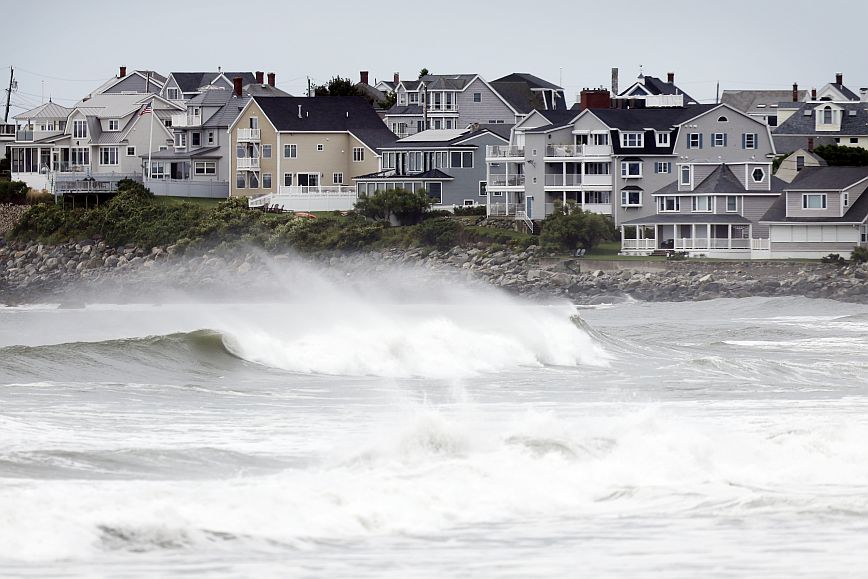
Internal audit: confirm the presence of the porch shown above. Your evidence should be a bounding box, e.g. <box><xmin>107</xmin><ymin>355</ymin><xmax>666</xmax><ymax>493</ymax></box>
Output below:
<box><xmin>620</xmin><ymin>215</ymin><xmax>762</xmax><ymax>256</ymax></box>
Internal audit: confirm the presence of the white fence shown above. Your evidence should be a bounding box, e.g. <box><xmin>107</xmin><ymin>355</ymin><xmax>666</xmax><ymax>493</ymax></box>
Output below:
<box><xmin>144</xmin><ymin>179</ymin><xmax>229</xmax><ymax>198</ymax></box>
<box><xmin>250</xmin><ymin>188</ymin><xmax>358</xmax><ymax>211</ymax></box>
<box><xmin>621</xmin><ymin>239</ymin><xmax>657</xmax><ymax>250</ymax></box>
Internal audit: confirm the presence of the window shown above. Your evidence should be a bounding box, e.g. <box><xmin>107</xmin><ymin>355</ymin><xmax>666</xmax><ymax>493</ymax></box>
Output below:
<box><xmin>742</xmin><ymin>133</ymin><xmax>757</xmax><ymax>149</ymax></box>
<box><xmin>194</xmin><ymin>161</ymin><xmax>216</xmax><ymax>175</ymax></box>
<box><xmin>167</xmin><ymin>88</ymin><xmax>180</xmax><ymax>100</ymax></box>
<box><xmin>492</xmin><ymin>191</ymin><xmax>503</xmax><ymax>197</ymax></box>
<box><xmin>107</xmin><ymin>119</ymin><xmax>119</xmax><ymax>132</ymax></box>
<box><xmin>236</xmin><ymin>172</ymin><xmax>246</xmax><ymax>189</ymax></box>
<box><xmin>660</xmin><ymin>196</ymin><xmax>680</xmax><ymax>212</ymax></box>
<box><xmin>463</xmin><ymin>199</ymin><xmax>474</xmax><ymax>206</ymax></box>
<box><xmin>73</xmin><ymin>120</ymin><xmax>87</xmax><ymax>139</ymax></box>
<box><xmin>408</xmin><ymin>93</ymin><xmax>418</xmax><ymax>104</ymax></box>
<box><xmin>126</xmin><ymin>146</ymin><xmax>136</xmax><ymax>157</ymax></box>
<box><xmin>585</xmin><ymin>162</ymin><xmax>610</xmax><ymax>175</ymax></box>
<box><xmin>621</xmin><ymin>189</ymin><xmax>642</xmax><ymax>207</ymax></box>
<box><xmin>687</xmin><ymin>133</ymin><xmax>702</xmax><ymax>149</ymax></box>
<box><xmin>236</xmin><ymin>144</ymin><xmax>246</xmax><ymax>158</ymax></box>
<box><xmin>191</xmin><ymin>132</ymin><xmax>201</xmax><ymax>146</ymax></box>
<box><xmin>249</xmin><ymin>117</ymin><xmax>259</xmax><ymax>129</ymax></box>
<box><xmin>262</xmin><ymin>144</ymin><xmax>272</xmax><ymax>159</ymax></box>
<box><xmin>726</xmin><ymin>196</ymin><xmax>738</xmax><ymax>212</ymax></box>
<box><xmin>802</xmin><ymin>194</ymin><xmax>827</xmax><ymax>209</ymax></box>
<box><xmin>621</xmin><ymin>132</ymin><xmax>644</xmax><ymax>147</ymax></box>
<box><xmin>333</xmin><ymin>172</ymin><xmax>343</xmax><ymax>184</ymax></box>
<box><xmin>164</xmin><ymin>120</ymin><xmax>172</xmax><ymax>128</ymax></box>
<box><xmin>150</xmin><ymin>162</ymin><xmax>166</xmax><ymax>179</ymax></box>
<box><xmin>822</xmin><ymin>107</ymin><xmax>833</xmax><ymax>124</ymax></box>
<box><xmin>593</xmin><ymin>133</ymin><xmax>609</xmax><ymax>146</ymax></box>
<box><xmin>620</xmin><ymin>161</ymin><xmax>641</xmax><ymax>178</ymax></box>
<box><xmin>284</xmin><ymin>144</ymin><xmax>297</xmax><ymax>158</ymax></box>
<box><xmin>656</xmin><ymin>132</ymin><xmax>669</xmax><ymax>147</ymax></box>
<box><xmin>71</xmin><ymin>147</ymin><xmax>89</xmax><ymax>166</ymax></box>
<box><xmin>712</xmin><ymin>133</ymin><xmax>727</xmax><ymax>147</ymax></box>
<box><xmin>353</xmin><ymin>147</ymin><xmax>365</xmax><ymax>162</ymax></box>
<box><xmin>655</xmin><ymin>162</ymin><xmax>671</xmax><ymax>174</ymax></box>
<box><xmin>473</xmin><ymin>92</ymin><xmax>481</xmax><ymax>102</ymax></box>
<box><xmin>479</xmin><ymin>181</ymin><xmax>487</xmax><ymax>196</ymax></box>
<box><xmin>263</xmin><ymin>173</ymin><xmax>272</xmax><ymax>189</ymax></box>
<box><xmin>680</xmin><ymin>165</ymin><xmax>692</xmax><ymax>186</ymax></box>
<box><xmin>692</xmin><ymin>196</ymin><xmax>712</xmax><ymax>212</ymax></box>
<box><xmin>796</xmin><ymin>156</ymin><xmax>805</xmax><ymax>171</ymax></box>
<box><xmin>99</xmin><ymin>146</ymin><xmax>119</xmax><ymax>166</ymax></box>
<box><xmin>208</xmin><ymin>131</ymin><xmax>215</xmax><ymax>144</ymax></box>
<box><xmin>426</xmin><ymin>182</ymin><xmax>443</xmax><ymax>203</ymax></box>
<box><xmin>751</xmin><ymin>167</ymin><xmax>765</xmax><ymax>182</ymax></box>
<box><xmin>844</xmin><ymin>192</ymin><xmax>849</xmax><ymax>207</ymax></box>
<box><xmin>450</xmin><ymin>151</ymin><xmax>473</xmax><ymax>168</ymax></box>
<box><xmin>174</xmin><ymin>132</ymin><xmax>186</xmax><ymax>148</ymax></box>
<box><xmin>317</xmin><ymin>143</ymin><xmax>324</xmax><ymax>151</ymax></box>
<box><xmin>249</xmin><ymin>172</ymin><xmax>259</xmax><ymax>188</ymax></box>
<box><xmin>283</xmin><ymin>173</ymin><xmax>293</xmax><ymax>187</ymax></box>
<box><xmin>851</xmin><ymin>138</ymin><xmax>859</xmax><ymax>144</ymax></box>
<box><xmin>717</xmin><ymin>116</ymin><xmax>729</xmax><ymax>122</ymax></box>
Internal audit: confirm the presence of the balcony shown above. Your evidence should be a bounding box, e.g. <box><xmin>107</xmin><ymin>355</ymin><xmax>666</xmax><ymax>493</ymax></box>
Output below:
<box><xmin>488</xmin><ymin>174</ymin><xmax>525</xmax><ymax>187</ymax></box>
<box><xmin>545</xmin><ymin>144</ymin><xmax>612</xmax><ymax>158</ymax></box>
<box><xmin>426</xmin><ymin>103</ymin><xmax>459</xmax><ymax>113</ymax></box>
<box><xmin>237</xmin><ymin>128</ymin><xmax>261</xmax><ymax>142</ymax></box>
<box><xmin>486</xmin><ymin>145</ymin><xmax>525</xmax><ymax>160</ymax></box>
<box><xmin>16</xmin><ymin>130</ymin><xmax>34</xmax><ymax>141</ymax></box>
<box><xmin>0</xmin><ymin>124</ymin><xmax>15</xmax><ymax>138</ymax></box>
<box><xmin>171</xmin><ymin>113</ymin><xmax>201</xmax><ymax>128</ymax></box>
<box><xmin>237</xmin><ymin>157</ymin><xmax>260</xmax><ymax>170</ymax></box>
<box><xmin>582</xmin><ymin>174</ymin><xmax>613</xmax><ymax>187</ymax></box>
<box><xmin>544</xmin><ymin>174</ymin><xmax>582</xmax><ymax>187</ymax></box>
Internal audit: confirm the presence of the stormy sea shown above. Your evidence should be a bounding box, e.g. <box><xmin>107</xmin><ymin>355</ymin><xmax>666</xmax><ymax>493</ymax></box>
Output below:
<box><xmin>2</xmin><ymin>260</ymin><xmax>868</xmax><ymax>578</ymax></box>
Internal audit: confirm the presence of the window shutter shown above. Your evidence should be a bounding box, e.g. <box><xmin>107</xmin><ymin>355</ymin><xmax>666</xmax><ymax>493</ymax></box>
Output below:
<box><xmin>741</xmin><ymin>134</ymin><xmax>746</xmax><ymax>149</ymax></box>
<box><xmin>723</xmin><ymin>133</ymin><xmax>728</xmax><ymax>147</ymax></box>
<box><xmin>699</xmin><ymin>134</ymin><xmax>703</xmax><ymax>149</ymax></box>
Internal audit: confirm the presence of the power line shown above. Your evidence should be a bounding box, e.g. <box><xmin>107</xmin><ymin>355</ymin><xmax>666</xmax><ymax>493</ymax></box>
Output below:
<box><xmin>12</xmin><ymin>66</ymin><xmax>111</xmax><ymax>83</ymax></box>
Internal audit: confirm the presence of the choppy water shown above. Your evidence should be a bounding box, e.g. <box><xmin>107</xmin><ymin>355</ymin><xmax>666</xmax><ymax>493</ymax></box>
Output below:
<box><xmin>2</xmin><ymin>265</ymin><xmax>868</xmax><ymax>578</ymax></box>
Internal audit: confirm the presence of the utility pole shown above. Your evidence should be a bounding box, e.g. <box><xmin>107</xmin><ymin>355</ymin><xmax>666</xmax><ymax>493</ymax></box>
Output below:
<box><xmin>4</xmin><ymin>67</ymin><xmax>13</xmax><ymax>122</ymax></box>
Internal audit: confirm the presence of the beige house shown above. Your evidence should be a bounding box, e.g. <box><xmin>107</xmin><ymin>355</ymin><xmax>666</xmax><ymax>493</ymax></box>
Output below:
<box><xmin>228</xmin><ymin>96</ymin><xmax>395</xmax><ymax>203</ymax></box>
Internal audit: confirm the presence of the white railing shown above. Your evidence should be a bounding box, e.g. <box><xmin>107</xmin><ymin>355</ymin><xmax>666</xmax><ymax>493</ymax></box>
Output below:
<box><xmin>248</xmin><ymin>193</ymin><xmax>274</xmax><ymax>208</ymax></box>
<box><xmin>278</xmin><ymin>185</ymin><xmax>356</xmax><ymax>195</ymax></box>
<box><xmin>486</xmin><ymin>145</ymin><xmax>525</xmax><ymax>159</ymax></box>
<box><xmin>622</xmin><ymin>239</ymin><xmax>657</xmax><ymax>250</ymax></box>
<box><xmin>545</xmin><ymin>144</ymin><xmax>612</xmax><ymax>158</ymax></box>
<box><xmin>426</xmin><ymin>104</ymin><xmax>459</xmax><ymax>112</ymax></box>
<box><xmin>544</xmin><ymin>174</ymin><xmax>582</xmax><ymax>187</ymax></box>
<box><xmin>171</xmin><ymin>113</ymin><xmax>201</xmax><ymax>127</ymax></box>
<box><xmin>237</xmin><ymin>128</ymin><xmax>261</xmax><ymax>141</ymax></box>
<box><xmin>488</xmin><ymin>174</ymin><xmax>525</xmax><ymax>187</ymax></box>
<box><xmin>751</xmin><ymin>238</ymin><xmax>770</xmax><ymax>250</ymax></box>
<box><xmin>237</xmin><ymin>157</ymin><xmax>260</xmax><ymax>170</ymax></box>
<box><xmin>488</xmin><ymin>202</ymin><xmax>520</xmax><ymax>216</ymax></box>
<box><xmin>582</xmin><ymin>174</ymin><xmax>612</xmax><ymax>187</ymax></box>
<box><xmin>675</xmin><ymin>238</ymin><xmax>751</xmax><ymax>250</ymax></box>
<box><xmin>515</xmin><ymin>209</ymin><xmax>534</xmax><ymax>233</ymax></box>
<box><xmin>582</xmin><ymin>203</ymin><xmax>612</xmax><ymax>215</ymax></box>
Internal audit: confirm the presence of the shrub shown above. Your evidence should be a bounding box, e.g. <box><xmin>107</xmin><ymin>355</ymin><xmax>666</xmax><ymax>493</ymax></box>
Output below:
<box><xmin>539</xmin><ymin>209</ymin><xmax>615</xmax><ymax>253</ymax></box>
<box><xmin>452</xmin><ymin>205</ymin><xmax>486</xmax><ymax>216</ymax></box>
<box><xmin>0</xmin><ymin>180</ymin><xmax>29</xmax><ymax>204</ymax></box>
<box><xmin>821</xmin><ymin>253</ymin><xmax>847</xmax><ymax>265</ymax></box>
<box><xmin>354</xmin><ymin>187</ymin><xmax>432</xmax><ymax>224</ymax></box>
<box><xmin>851</xmin><ymin>246</ymin><xmax>868</xmax><ymax>264</ymax></box>
<box><xmin>415</xmin><ymin>217</ymin><xmax>463</xmax><ymax>249</ymax></box>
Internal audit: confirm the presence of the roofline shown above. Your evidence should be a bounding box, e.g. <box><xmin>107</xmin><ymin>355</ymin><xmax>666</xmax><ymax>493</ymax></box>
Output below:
<box><xmin>679</xmin><ymin>102</ymin><xmax>777</xmax><ymax>156</ymax></box>
<box><xmin>451</xmin><ymin>129</ymin><xmax>509</xmax><ymax>145</ymax></box>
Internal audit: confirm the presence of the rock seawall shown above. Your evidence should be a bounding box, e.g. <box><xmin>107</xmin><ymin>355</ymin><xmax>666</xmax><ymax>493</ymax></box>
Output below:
<box><xmin>1</xmin><ymin>240</ymin><xmax>867</xmax><ymax>304</ymax></box>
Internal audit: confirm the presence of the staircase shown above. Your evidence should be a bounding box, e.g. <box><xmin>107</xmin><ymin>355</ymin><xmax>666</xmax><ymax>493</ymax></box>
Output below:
<box><xmin>515</xmin><ymin>210</ymin><xmax>534</xmax><ymax>234</ymax></box>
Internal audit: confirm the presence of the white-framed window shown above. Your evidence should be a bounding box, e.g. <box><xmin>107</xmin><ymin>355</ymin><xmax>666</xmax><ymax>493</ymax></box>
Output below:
<box><xmin>236</xmin><ymin>172</ymin><xmax>246</xmax><ymax>189</ymax></box>
<box><xmin>717</xmin><ymin>115</ymin><xmax>729</xmax><ymax>122</ymax></box>
<box><xmin>150</xmin><ymin>162</ymin><xmax>166</xmax><ymax>179</ymax></box>
<box><xmin>593</xmin><ymin>133</ymin><xmax>609</xmax><ymax>146</ymax></box>
<box><xmin>167</xmin><ymin>87</ymin><xmax>180</xmax><ymax>100</ymax></box>
<box><xmin>194</xmin><ymin>161</ymin><xmax>216</xmax><ymax>175</ymax></box>
<box><xmin>463</xmin><ymin>199</ymin><xmax>474</xmax><ymax>206</ymax></box>
<box><xmin>822</xmin><ymin>106</ymin><xmax>833</xmax><ymax>124</ymax></box>
<box><xmin>620</xmin><ymin>160</ymin><xmax>641</xmax><ymax>178</ymax></box>
<box><xmin>621</xmin><ymin>189</ymin><xmax>642</xmax><ymax>207</ymax></box>
<box><xmin>317</xmin><ymin>143</ymin><xmax>324</xmax><ymax>151</ymax></box>
<box><xmin>333</xmin><ymin>172</ymin><xmax>343</xmax><ymax>184</ymax></box>
<box><xmin>655</xmin><ymin>162</ymin><xmax>671</xmax><ymax>174</ymax></box>
<box><xmin>174</xmin><ymin>132</ymin><xmax>186</xmax><ymax>148</ymax></box>
<box><xmin>712</xmin><ymin>133</ymin><xmax>727</xmax><ymax>147</ymax></box>
<box><xmin>107</xmin><ymin>119</ymin><xmax>119</xmax><ymax>132</ymax></box>
<box><xmin>99</xmin><ymin>146</ymin><xmax>119</xmax><ymax>166</ymax></box>
<box><xmin>850</xmin><ymin>137</ymin><xmax>859</xmax><ymax>144</ymax></box>
<box><xmin>249</xmin><ymin>172</ymin><xmax>259</xmax><ymax>188</ymax></box>
<box><xmin>473</xmin><ymin>92</ymin><xmax>481</xmax><ymax>102</ymax></box>
<box><xmin>479</xmin><ymin>181</ymin><xmax>487</xmax><ymax>196</ymax></box>
<box><xmin>262</xmin><ymin>144</ymin><xmax>272</xmax><ymax>159</ymax></box>
<box><xmin>656</xmin><ymin>132</ymin><xmax>669</xmax><ymax>147</ymax></box>
<box><xmin>191</xmin><ymin>132</ymin><xmax>201</xmax><ymax>147</ymax></box>
<box><xmin>263</xmin><ymin>173</ymin><xmax>272</xmax><ymax>189</ymax></box>
<box><xmin>659</xmin><ymin>196</ymin><xmax>680</xmax><ymax>212</ymax></box>
<box><xmin>742</xmin><ymin>133</ymin><xmax>757</xmax><ymax>149</ymax></box>
<box><xmin>408</xmin><ymin>92</ymin><xmax>418</xmax><ymax>104</ymax></box>
<box><xmin>249</xmin><ymin>117</ymin><xmax>259</xmax><ymax>129</ymax></box>
<box><xmin>192</xmin><ymin>107</ymin><xmax>200</xmax><ymax>117</ymax></box>
<box><xmin>164</xmin><ymin>119</ymin><xmax>172</xmax><ymax>128</ymax></box>
<box><xmin>692</xmin><ymin>196</ymin><xmax>712</xmax><ymax>212</ymax></box>
<box><xmin>680</xmin><ymin>165</ymin><xmax>692</xmax><ymax>186</ymax></box>
<box><xmin>284</xmin><ymin>144</ymin><xmax>297</xmax><ymax>158</ymax></box>
<box><xmin>726</xmin><ymin>196</ymin><xmax>738</xmax><ymax>212</ymax></box>
<box><xmin>751</xmin><ymin>167</ymin><xmax>765</xmax><ymax>182</ymax></box>
<box><xmin>208</xmin><ymin>131</ymin><xmax>215</xmax><ymax>144</ymax></box>
<box><xmin>353</xmin><ymin>147</ymin><xmax>365</xmax><ymax>162</ymax></box>
<box><xmin>126</xmin><ymin>146</ymin><xmax>136</xmax><ymax>157</ymax></box>
<box><xmin>72</xmin><ymin>119</ymin><xmax>87</xmax><ymax>139</ymax></box>
<box><xmin>71</xmin><ymin>147</ymin><xmax>89</xmax><ymax>166</ymax></box>
<box><xmin>687</xmin><ymin>133</ymin><xmax>702</xmax><ymax>149</ymax></box>
<box><xmin>844</xmin><ymin>192</ymin><xmax>849</xmax><ymax>207</ymax></box>
<box><xmin>586</xmin><ymin>162</ymin><xmax>610</xmax><ymax>175</ymax></box>
<box><xmin>283</xmin><ymin>173</ymin><xmax>293</xmax><ymax>186</ymax></box>
<box><xmin>426</xmin><ymin>182</ymin><xmax>443</xmax><ymax>203</ymax></box>
<box><xmin>492</xmin><ymin>191</ymin><xmax>503</xmax><ymax>197</ymax></box>
<box><xmin>802</xmin><ymin>194</ymin><xmax>827</xmax><ymax>209</ymax></box>
<box><xmin>450</xmin><ymin>151</ymin><xmax>473</xmax><ymax>168</ymax></box>
<box><xmin>621</xmin><ymin>132</ymin><xmax>643</xmax><ymax>147</ymax></box>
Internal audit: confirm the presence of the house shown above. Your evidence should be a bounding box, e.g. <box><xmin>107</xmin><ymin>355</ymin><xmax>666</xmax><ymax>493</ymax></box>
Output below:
<box><xmin>774</xmin><ymin>148</ymin><xmax>827</xmax><ymax>184</ymax></box>
<box><xmin>90</xmin><ymin>67</ymin><xmax>166</xmax><ymax>97</ymax></box>
<box><xmin>383</xmin><ymin>73</ymin><xmax>535</xmax><ymax>137</ymax></box>
<box><xmin>353</xmin><ymin>124</ymin><xmax>510</xmax><ymax>208</ymax></box>
<box><xmin>228</xmin><ymin>95</ymin><xmax>396</xmax><ymax>211</ymax></box>
<box><xmin>761</xmin><ymin>166</ymin><xmax>868</xmax><ymax>259</ymax></box>
<box><xmin>613</xmin><ymin>71</ymin><xmax>699</xmax><ymax>106</ymax></box>
<box><xmin>355</xmin><ymin>71</ymin><xmax>392</xmax><ymax>111</ymax></box>
<box><xmin>619</xmin><ymin>162</ymin><xmax>786</xmax><ymax>257</ymax></box>
<box><xmin>490</xmin><ymin>73</ymin><xmax>567</xmax><ymax>114</ymax></box>
<box><xmin>9</xmin><ymin>93</ymin><xmax>183</xmax><ymax>193</ymax></box>
<box><xmin>161</xmin><ymin>71</ymin><xmax>257</xmax><ymax>103</ymax></box>
<box><xmin>144</xmin><ymin>75</ymin><xmax>289</xmax><ymax>198</ymax></box>
<box><xmin>773</xmin><ymin>99</ymin><xmax>868</xmax><ymax>154</ymax></box>
<box><xmin>374</xmin><ymin>74</ymin><xmax>400</xmax><ymax>95</ymax></box>
<box><xmin>815</xmin><ymin>73</ymin><xmax>861</xmax><ymax>103</ymax></box>
<box><xmin>721</xmin><ymin>84</ymin><xmax>808</xmax><ymax>127</ymax></box>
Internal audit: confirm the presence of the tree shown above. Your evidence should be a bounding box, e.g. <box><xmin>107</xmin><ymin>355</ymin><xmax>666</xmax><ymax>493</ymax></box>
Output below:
<box><xmin>539</xmin><ymin>205</ymin><xmax>615</xmax><ymax>253</ymax></box>
<box><xmin>313</xmin><ymin>76</ymin><xmax>361</xmax><ymax>97</ymax></box>
<box><xmin>418</xmin><ymin>68</ymin><xmax>429</xmax><ymax>79</ymax></box>
<box><xmin>813</xmin><ymin>144</ymin><xmax>868</xmax><ymax>167</ymax></box>
<box><xmin>354</xmin><ymin>187</ymin><xmax>432</xmax><ymax>225</ymax></box>
<box><xmin>380</xmin><ymin>91</ymin><xmax>397</xmax><ymax>109</ymax></box>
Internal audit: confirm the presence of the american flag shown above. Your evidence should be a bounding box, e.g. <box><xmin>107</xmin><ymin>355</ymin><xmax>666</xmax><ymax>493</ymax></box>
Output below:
<box><xmin>139</xmin><ymin>101</ymin><xmax>153</xmax><ymax>116</ymax></box>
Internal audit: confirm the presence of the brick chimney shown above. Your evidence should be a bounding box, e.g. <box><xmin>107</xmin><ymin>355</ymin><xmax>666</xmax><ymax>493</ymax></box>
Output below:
<box><xmin>233</xmin><ymin>77</ymin><xmax>243</xmax><ymax>97</ymax></box>
<box><xmin>580</xmin><ymin>88</ymin><xmax>612</xmax><ymax>111</ymax></box>
<box><xmin>811</xmin><ymin>87</ymin><xmax>817</xmax><ymax>100</ymax></box>
<box><xmin>393</xmin><ymin>72</ymin><xmax>400</xmax><ymax>85</ymax></box>
<box><xmin>360</xmin><ymin>71</ymin><xmax>369</xmax><ymax>85</ymax></box>
<box><xmin>791</xmin><ymin>83</ymin><xmax>798</xmax><ymax>102</ymax></box>
<box><xmin>667</xmin><ymin>72</ymin><xmax>675</xmax><ymax>84</ymax></box>
<box><xmin>836</xmin><ymin>72</ymin><xmax>843</xmax><ymax>85</ymax></box>
<box><xmin>119</xmin><ymin>66</ymin><xmax>127</xmax><ymax>78</ymax></box>
<box><xmin>267</xmin><ymin>72</ymin><xmax>275</xmax><ymax>87</ymax></box>
<box><xmin>255</xmin><ymin>71</ymin><xmax>264</xmax><ymax>84</ymax></box>
<box><xmin>808</xmin><ymin>137</ymin><xmax>814</xmax><ymax>152</ymax></box>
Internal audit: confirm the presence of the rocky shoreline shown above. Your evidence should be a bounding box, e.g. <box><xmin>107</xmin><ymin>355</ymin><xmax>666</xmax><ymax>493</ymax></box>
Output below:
<box><xmin>1</xmin><ymin>238</ymin><xmax>867</xmax><ymax>305</ymax></box>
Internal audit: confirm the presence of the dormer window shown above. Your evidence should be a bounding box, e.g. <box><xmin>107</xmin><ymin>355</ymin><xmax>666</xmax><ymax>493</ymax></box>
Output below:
<box><xmin>656</xmin><ymin>132</ymin><xmax>669</xmax><ymax>147</ymax></box>
<box><xmin>107</xmin><ymin>119</ymin><xmax>119</xmax><ymax>131</ymax></box>
<box><xmin>621</xmin><ymin>132</ymin><xmax>643</xmax><ymax>147</ymax></box>
<box><xmin>680</xmin><ymin>165</ymin><xmax>692</xmax><ymax>186</ymax></box>
<box><xmin>167</xmin><ymin>88</ymin><xmax>180</xmax><ymax>101</ymax></box>
<box><xmin>822</xmin><ymin>106</ymin><xmax>833</xmax><ymax>124</ymax></box>
<box><xmin>802</xmin><ymin>193</ymin><xmax>827</xmax><ymax>209</ymax></box>
<box><xmin>408</xmin><ymin>93</ymin><xmax>418</xmax><ymax>104</ymax></box>
<box><xmin>751</xmin><ymin>167</ymin><xmax>766</xmax><ymax>182</ymax></box>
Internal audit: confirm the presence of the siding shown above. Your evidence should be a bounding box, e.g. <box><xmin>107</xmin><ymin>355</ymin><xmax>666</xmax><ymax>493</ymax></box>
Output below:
<box><xmin>785</xmin><ymin>191</ymin><xmax>843</xmax><ymax>218</ymax></box>
<box><xmin>675</xmin><ymin>106</ymin><xmax>776</xmax><ymax>161</ymax></box>
<box><xmin>456</xmin><ymin>78</ymin><xmax>515</xmax><ymax>126</ymax></box>
<box><xmin>743</xmin><ymin>195</ymin><xmax>778</xmax><ymax>237</ymax></box>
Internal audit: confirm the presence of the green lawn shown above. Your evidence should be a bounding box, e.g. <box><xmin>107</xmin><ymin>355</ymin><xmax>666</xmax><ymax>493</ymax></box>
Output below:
<box><xmin>151</xmin><ymin>196</ymin><xmax>224</xmax><ymax>208</ymax></box>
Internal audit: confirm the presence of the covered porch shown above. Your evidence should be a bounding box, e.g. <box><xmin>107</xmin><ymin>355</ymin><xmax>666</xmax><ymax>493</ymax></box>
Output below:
<box><xmin>620</xmin><ymin>215</ymin><xmax>757</xmax><ymax>256</ymax></box>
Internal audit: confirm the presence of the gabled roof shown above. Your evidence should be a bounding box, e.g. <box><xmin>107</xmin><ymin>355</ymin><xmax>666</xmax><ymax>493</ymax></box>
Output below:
<box><xmin>590</xmin><ymin>104</ymin><xmax>716</xmax><ymax>131</ymax></box>
<box><xmin>72</xmin><ymin>93</ymin><xmax>182</xmax><ymax>118</ymax></box>
<box><xmin>820</xmin><ymin>82</ymin><xmax>860</xmax><ymax>102</ymax></box>
<box><xmin>773</xmin><ymin>101</ymin><xmax>868</xmax><ymax>136</ymax></box>
<box><xmin>619</xmin><ymin>75</ymin><xmax>698</xmax><ymax>104</ymax></box>
<box><xmin>243</xmin><ymin>83</ymin><xmax>291</xmax><ymax>97</ymax></box>
<box><xmin>203</xmin><ymin>96</ymin><xmax>250</xmax><ymax>128</ymax></box>
<box><xmin>13</xmin><ymin>101</ymin><xmax>73</xmax><ymax>121</ymax></box>
<box><xmin>92</xmin><ymin>70</ymin><xmax>166</xmax><ymax>95</ymax></box>
<box><xmin>355</xmin><ymin>168</ymin><xmax>454</xmax><ymax>180</ymax></box>
<box><xmin>782</xmin><ymin>165</ymin><xmax>868</xmax><ymax>190</ymax></box>
<box><xmin>187</xmin><ymin>89</ymin><xmax>233</xmax><ymax>107</ymax></box>
<box><xmin>652</xmin><ymin>165</ymin><xmax>787</xmax><ymax>196</ymax></box>
<box><xmin>251</xmin><ymin>96</ymin><xmax>397</xmax><ymax>151</ymax></box>
<box><xmin>721</xmin><ymin>90</ymin><xmax>808</xmax><ymax>114</ymax></box>
<box><xmin>170</xmin><ymin>72</ymin><xmax>256</xmax><ymax>94</ymax></box>
<box><xmin>491</xmin><ymin>73</ymin><xmax>567</xmax><ymax>114</ymax></box>
<box><xmin>419</xmin><ymin>74</ymin><xmax>477</xmax><ymax>91</ymax></box>
<box><xmin>470</xmin><ymin>123</ymin><xmax>512</xmax><ymax>141</ymax></box>
<box><xmin>493</xmin><ymin>73</ymin><xmax>562</xmax><ymax>91</ymax></box>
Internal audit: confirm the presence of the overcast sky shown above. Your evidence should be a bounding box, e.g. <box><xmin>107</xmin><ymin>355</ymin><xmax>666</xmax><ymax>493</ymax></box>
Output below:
<box><xmin>3</xmin><ymin>0</ymin><xmax>867</xmax><ymax>116</ymax></box>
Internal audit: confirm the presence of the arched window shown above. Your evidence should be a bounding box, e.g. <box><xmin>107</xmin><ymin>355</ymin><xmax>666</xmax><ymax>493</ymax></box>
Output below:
<box><xmin>717</xmin><ymin>115</ymin><xmax>729</xmax><ymax>122</ymax></box>
<box><xmin>822</xmin><ymin>106</ymin><xmax>834</xmax><ymax>124</ymax></box>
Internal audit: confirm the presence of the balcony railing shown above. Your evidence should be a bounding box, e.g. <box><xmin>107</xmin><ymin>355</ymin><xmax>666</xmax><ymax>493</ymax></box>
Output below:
<box><xmin>544</xmin><ymin>174</ymin><xmax>582</xmax><ymax>187</ymax></box>
<box><xmin>674</xmin><ymin>238</ymin><xmax>751</xmax><ymax>250</ymax></box>
<box><xmin>277</xmin><ymin>185</ymin><xmax>356</xmax><ymax>195</ymax></box>
<box><xmin>237</xmin><ymin>128</ymin><xmax>261</xmax><ymax>142</ymax></box>
<box><xmin>426</xmin><ymin>103</ymin><xmax>459</xmax><ymax>112</ymax></box>
<box><xmin>486</xmin><ymin>145</ymin><xmax>525</xmax><ymax>159</ymax></box>
<box><xmin>171</xmin><ymin>113</ymin><xmax>201</xmax><ymax>128</ymax></box>
<box><xmin>488</xmin><ymin>174</ymin><xmax>525</xmax><ymax>187</ymax></box>
<box><xmin>488</xmin><ymin>202</ymin><xmax>521</xmax><ymax>216</ymax></box>
<box><xmin>16</xmin><ymin>130</ymin><xmax>34</xmax><ymax>141</ymax></box>
<box><xmin>582</xmin><ymin>174</ymin><xmax>613</xmax><ymax>186</ymax></box>
<box><xmin>545</xmin><ymin>144</ymin><xmax>612</xmax><ymax>158</ymax></box>
<box><xmin>622</xmin><ymin>239</ymin><xmax>657</xmax><ymax>250</ymax></box>
<box><xmin>237</xmin><ymin>157</ymin><xmax>260</xmax><ymax>170</ymax></box>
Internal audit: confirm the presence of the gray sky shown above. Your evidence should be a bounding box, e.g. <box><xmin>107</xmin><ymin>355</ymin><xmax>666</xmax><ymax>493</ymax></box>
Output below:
<box><xmin>3</xmin><ymin>0</ymin><xmax>867</xmax><ymax>115</ymax></box>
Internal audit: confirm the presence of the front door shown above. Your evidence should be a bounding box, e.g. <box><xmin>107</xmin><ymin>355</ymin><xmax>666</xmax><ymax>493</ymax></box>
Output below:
<box><xmin>297</xmin><ymin>173</ymin><xmax>319</xmax><ymax>188</ymax></box>
<box><xmin>526</xmin><ymin>195</ymin><xmax>534</xmax><ymax>219</ymax></box>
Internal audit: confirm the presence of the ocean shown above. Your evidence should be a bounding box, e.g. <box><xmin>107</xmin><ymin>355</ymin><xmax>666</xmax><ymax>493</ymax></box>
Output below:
<box><xmin>2</xmin><ymin>262</ymin><xmax>868</xmax><ymax>578</ymax></box>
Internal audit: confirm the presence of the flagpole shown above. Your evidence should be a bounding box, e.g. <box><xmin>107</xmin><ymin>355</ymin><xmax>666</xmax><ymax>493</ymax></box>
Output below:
<box><xmin>147</xmin><ymin>98</ymin><xmax>155</xmax><ymax>181</ymax></box>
